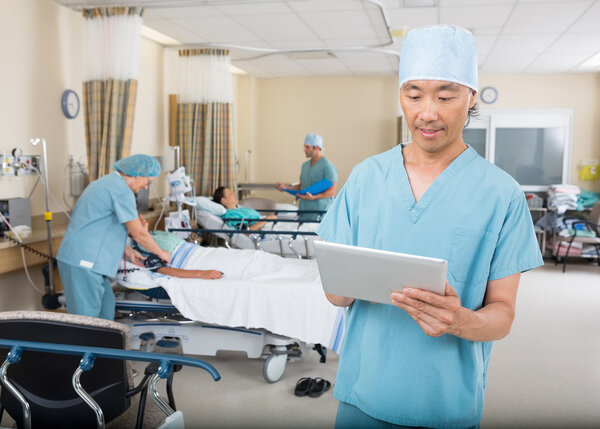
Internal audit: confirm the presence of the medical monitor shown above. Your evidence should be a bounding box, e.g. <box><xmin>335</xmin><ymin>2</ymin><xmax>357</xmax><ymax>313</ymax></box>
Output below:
<box><xmin>314</xmin><ymin>241</ymin><xmax>447</xmax><ymax>305</ymax></box>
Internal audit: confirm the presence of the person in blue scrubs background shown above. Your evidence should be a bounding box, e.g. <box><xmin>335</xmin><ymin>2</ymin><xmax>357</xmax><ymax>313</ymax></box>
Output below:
<box><xmin>317</xmin><ymin>26</ymin><xmax>544</xmax><ymax>429</ymax></box>
<box><xmin>276</xmin><ymin>133</ymin><xmax>338</xmax><ymax>220</ymax></box>
<box><xmin>57</xmin><ymin>154</ymin><xmax>171</xmax><ymax>320</ymax></box>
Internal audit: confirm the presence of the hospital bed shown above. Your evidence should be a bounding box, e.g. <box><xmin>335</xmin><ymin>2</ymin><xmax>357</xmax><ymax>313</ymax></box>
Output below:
<box><xmin>113</xmin><ymin>245</ymin><xmax>345</xmax><ymax>383</ymax></box>
<box><xmin>194</xmin><ymin>206</ymin><xmax>323</xmax><ymax>258</ymax></box>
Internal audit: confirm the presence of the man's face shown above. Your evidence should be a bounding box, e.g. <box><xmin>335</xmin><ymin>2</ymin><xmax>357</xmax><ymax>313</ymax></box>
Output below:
<box><xmin>400</xmin><ymin>80</ymin><xmax>475</xmax><ymax>154</ymax></box>
<box><xmin>304</xmin><ymin>144</ymin><xmax>319</xmax><ymax>158</ymax></box>
<box><xmin>221</xmin><ymin>187</ymin><xmax>238</xmax><ymax>208</ymax></box>
<box><xmin>129</xmin><ymin>176</ymin><xmax>153</xmax><ymax>193</ymax></box>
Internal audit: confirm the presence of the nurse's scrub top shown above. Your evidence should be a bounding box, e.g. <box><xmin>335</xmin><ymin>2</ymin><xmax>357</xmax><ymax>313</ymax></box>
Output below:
<box><xmin>317</xmin><ymin>144</ymin><xmax>543</xmax><ymax>428</ymax></box>
<box><xmin>299</xmin><ymin>156</ymin><xmax>338</xmax><ymax>214</ymax></box>
<box><xmin>57</xmin><ymin>172</ymin><xmax>138</xmax><ymax>277</ymax></box>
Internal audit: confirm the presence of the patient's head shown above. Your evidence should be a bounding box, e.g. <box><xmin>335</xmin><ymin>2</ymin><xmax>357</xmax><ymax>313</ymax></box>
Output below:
<box><xmin>213</xmin><ymin>186</ymin><xmax>238</xmax><ymax>209</ymax></box>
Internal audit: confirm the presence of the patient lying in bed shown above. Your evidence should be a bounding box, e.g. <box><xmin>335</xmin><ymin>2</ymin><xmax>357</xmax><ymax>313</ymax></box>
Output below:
<box><xmin>212</xmin><ymin>186</ymin><xmax>277</xmax><ymax>230</ymax></box>
<box><xmin>120</xmin><ymin>228</ymin><xmax>342</xmax><ymax>348</ymax></box>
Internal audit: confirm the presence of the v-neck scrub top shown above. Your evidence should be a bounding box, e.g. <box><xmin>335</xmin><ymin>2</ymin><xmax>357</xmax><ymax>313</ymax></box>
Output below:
<box><xmin>317</xmin><ymin>145</ymin><xmax>543</xmax><ymax>428</ymax></box>
<box><xmin>299</xmin><ymin>156</ymin><xmax>338</xmax><ymax>213</ymax></box>
<box><xmin>57</xmin><ymin>172</ymin><xmax>139</xmax><ymax>277</ymax></box>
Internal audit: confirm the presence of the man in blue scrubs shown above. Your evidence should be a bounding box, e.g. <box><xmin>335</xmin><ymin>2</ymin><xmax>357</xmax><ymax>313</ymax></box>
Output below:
<box><xmin>57</xmin><ymin>154</ymin><xmax>171</xmax><ymax>320</ymax></box>
<box><xmin>276</xmin><ymin>133</ymin><xmax>338</xmax><ymax>220</ymax></box>
<box><xmin>318</xmin><ymin>26</ymin><xmax>544</xmax><ymax>429</ymax></box>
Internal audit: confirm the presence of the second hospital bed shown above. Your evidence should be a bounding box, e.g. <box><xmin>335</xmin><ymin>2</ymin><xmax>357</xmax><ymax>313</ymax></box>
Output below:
<box><xmin>114</xmin><ymin>243</ymin><xmax>345</xmax><ymax>383</ymax></box>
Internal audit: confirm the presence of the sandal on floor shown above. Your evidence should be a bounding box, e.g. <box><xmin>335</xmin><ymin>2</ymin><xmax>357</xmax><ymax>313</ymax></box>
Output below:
<box><xmin>308</xmin><ymin>377</ymin><xmax>331</xmax><ymax>398</ymax></box>
<box><xmin>294</xmin><ymin>377</ymin><xmax>313</xmax><ymax>397</ymax></box>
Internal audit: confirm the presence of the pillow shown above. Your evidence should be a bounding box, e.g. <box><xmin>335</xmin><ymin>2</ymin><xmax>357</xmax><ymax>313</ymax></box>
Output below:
<box><xmin>194</xmin><ymin>196</ymin><xmax>226</xmax><ymax>216</ymax></box>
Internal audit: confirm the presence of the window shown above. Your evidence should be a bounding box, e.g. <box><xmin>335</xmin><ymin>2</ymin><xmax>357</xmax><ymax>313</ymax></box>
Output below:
<box><xmin>464</xmin><ymin>109</ymin><xmax>573</xmax><ymax>191</ymax></box>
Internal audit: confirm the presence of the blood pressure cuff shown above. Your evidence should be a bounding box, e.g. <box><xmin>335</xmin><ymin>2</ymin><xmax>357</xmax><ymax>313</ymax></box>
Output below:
<box><xmin>143</xmin><ymin>253</ymin><xmax>168</xmax><ymax>272</ymax></box>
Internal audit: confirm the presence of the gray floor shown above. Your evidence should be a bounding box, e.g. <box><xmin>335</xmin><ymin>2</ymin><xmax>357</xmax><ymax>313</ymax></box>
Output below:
<box><xmin>1</xmin><ymin>260</ymin><xmax>600</xmax><ymax>428</ymax></box>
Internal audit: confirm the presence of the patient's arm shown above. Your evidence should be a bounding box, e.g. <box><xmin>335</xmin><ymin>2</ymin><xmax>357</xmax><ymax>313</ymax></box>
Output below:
<box><xmin>156</xmin><ymin>267</ymin><xmax>223</xmax><ymax>280</ymax></box>
<box><xmin>249</xmin><ymin>214</ymin><xmax>278</xmax><ymax>231</ymax></box>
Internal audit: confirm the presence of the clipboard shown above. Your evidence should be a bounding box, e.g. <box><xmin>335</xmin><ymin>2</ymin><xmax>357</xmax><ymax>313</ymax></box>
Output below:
<box><xmin>283</xmin><ymin>178</ymin><xmax>333</xmax><ymax>196</ymax></box>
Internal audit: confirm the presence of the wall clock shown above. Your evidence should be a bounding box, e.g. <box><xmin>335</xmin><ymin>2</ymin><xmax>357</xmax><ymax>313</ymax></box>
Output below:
<box><xmin>480</xmin><ymin>86</ymin><xmax>498</xmax><ymax>104</ymax></box>
<box><xmin>61</xmin><ymin>89</ymin><xmax>80</xmax><ymax>119</ymax></box>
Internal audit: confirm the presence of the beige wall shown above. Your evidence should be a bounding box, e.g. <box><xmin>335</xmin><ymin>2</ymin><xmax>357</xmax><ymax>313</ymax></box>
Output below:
<box><xmin>0</xmin><ymin>0</ymin><xmax>166</xmax><ymax>217</ymax></box>
<box><xmin>478</xmin><ymin>73</ymin><xmax>600</xmax><ymax>192</ymax></box>
<box><xmin>238</xmin><ymin>75</ymin><xmax>399</xmax><ymax>202</ymax></box>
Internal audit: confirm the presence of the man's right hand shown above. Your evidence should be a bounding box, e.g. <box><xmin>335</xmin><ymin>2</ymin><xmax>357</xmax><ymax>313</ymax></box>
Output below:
<box><xmin>275</xmin><ymin>182</ymin><xmax>285</xmax><ymax>191</ymax></box>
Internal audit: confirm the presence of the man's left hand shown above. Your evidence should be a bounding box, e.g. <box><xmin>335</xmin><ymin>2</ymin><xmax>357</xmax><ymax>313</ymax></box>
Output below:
<box><xmin>391</xmin><ymin>282</ymin><xmax>464</xmax><ymax>337</ymax></box>
<box><xmin>297</xmin><ymin>192</ymin><xmax>314</xmax><ymax>200</ymax></box>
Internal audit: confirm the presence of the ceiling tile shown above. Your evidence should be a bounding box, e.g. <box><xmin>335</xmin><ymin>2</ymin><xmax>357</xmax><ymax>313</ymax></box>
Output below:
<box><xmin>526</xmin><ymin>51</ymin><xmax>592</xmax><ymax>72</ymax></box>
<box><xmin>546</xmin><ymin>32</ymin><xmax>600</xmax><ymax>53</ymax></box>
<box><xmin>475</xmin><ymin>35</ymin><xmax>498</xmax><ymax>57</ymax></box>
<box><xmin>143</xmin><ymin>19</ymin><xmax>207</xmax><ymax>44</ymax></box>
<box><xmin>171</xmin><ymin>16</ymin><xmax>263</xmax><ymax>44</ymax></box>
<box><xmin>216</xmin><ymin>2</ymin><xmax>293</xmax><ymax>15</ymax></box>
<box><xmin>503</xmin><ymin>1</ymin><xmax>593</xmax><ymax>34</ymax></box>
<box><xmin>287</xmin><ymin>0</ymin><xmax>365</xmax><ymax>12</ymax></box>
<box><xmin>440</xmin><ymin>4</ymin><xmax>514</xmax><ymax>29</ymax></box>
<box><xmin>293</xmin><ymin>58</ymin><xmax>352</xmax><ymax>74</ymax></box>
<box><xmin>301</xmin><ymin>10</ymin><xmax>378</xmax><ymax>41</ymax></box>
<box><xmin>151</xmin><ymin>6</ymin><xmax>223</xmax><ymax>19</ymax></box>
<box><xmin>481</xmin><ymin>53</ymin><xmax>536</xmax><ymax>73</ymax></box>
<box><xmin>268</xmin><ymin>39</ymin><xmax>328</xmax><ymax>50</ymax></box>
<box><xmin>439</xmin><ymin>0</ymin><xmax>516</xmax><ymax>5</ymax></box>
<box><xmin>569</xmin><ymin>1</ymin><xmax>600</xmax><ymax>32</ymax></box>
<box><xmin>386</xmin><ymin>7</ymin><xmax>439</xmax><ymax>28</ymax></box>
<box><xmin>493</xmin><ymin>33</ymin><xmax>558</xmax><ymax>54</ymax></box>
<box><xmin>234</xmin><ymin>13</ymin><xmax>318</xmax><ymax>41</ymax></box>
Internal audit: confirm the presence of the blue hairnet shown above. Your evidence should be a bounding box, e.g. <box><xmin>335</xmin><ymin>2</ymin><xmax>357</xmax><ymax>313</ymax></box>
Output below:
<box><xmin>398</xmin><ymin>25</ymin><xmax>478</xmax><ymax>92</ymax></box>
<box><xmin>114</xmin><ymin>154</ymin><xmax>161</xmax><ymax>177</ymax></box>
<box><xmin>304</xmin><ymin>133</ymin><xmax>323</xmax><ymax>149</ymax></box>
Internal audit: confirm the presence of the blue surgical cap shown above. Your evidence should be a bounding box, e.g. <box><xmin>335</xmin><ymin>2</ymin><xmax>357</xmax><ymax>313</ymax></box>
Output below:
<box><xmin>304</xmin><ymin>133</ymin><xmax>323</xmax><ymax>149</ymax></box>
<box><xmin>398</xmin><ymin>25</ymin><xmax>478</xmax><ymax>93</ymax></box>
<box><xmin>114</xmin><ymin>154</ymin><xmax>161</xmax><ymax>177</ymax></box>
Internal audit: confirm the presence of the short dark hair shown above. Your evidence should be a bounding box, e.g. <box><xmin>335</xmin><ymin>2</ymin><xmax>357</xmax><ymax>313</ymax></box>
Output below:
<box><xmin>465</xmin><ymin>98</ymin><xmax>479</xmax><ymax>128</ymax></box>
<box><xmin>212</xmin><ymin>186</ymin><xmax>227</xmax><ymax>206</ymax></box>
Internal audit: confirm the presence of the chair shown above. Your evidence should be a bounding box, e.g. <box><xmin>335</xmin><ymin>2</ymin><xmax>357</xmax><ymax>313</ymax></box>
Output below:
<box><xmin>554</xmin><ymin>201</ymin><xmax>600</xmax><ymax>272</ymax></box>
<box><xmin>0</xmin><ymin>311</ymin><xmax>217</xmax><ymax>428</ymax></box>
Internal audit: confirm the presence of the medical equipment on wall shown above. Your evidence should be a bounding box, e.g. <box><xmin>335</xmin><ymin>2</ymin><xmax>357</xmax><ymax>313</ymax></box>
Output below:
<box><xmin>1</xmin><ymin>148</ymin><xmax>40</xmax><ymax>176</ymax></box>
<box><xmin>167</xmin><ymin>167</ymin><xmax>194</xmax><ymax>238</ymax></box>
<box><xmin>0</xmin><ymin>198</ymin><xmax>31</xmax><ymax>234</ymax></box>
<box><xmin>578</xmin><ymin>159</ymin><xmax>600</xmax><ymax>181</ymax></box>
<box><xmin>67</xmin><ymin>155</ymin><xmax>89</xmax><ymax>197</ymax></box>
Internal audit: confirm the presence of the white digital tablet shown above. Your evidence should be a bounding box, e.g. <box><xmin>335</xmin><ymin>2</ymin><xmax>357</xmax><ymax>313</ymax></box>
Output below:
<box><xmin>313</xmin><ymin>241</ymin><xmax>447</xmax><ymax>305</ymax></box>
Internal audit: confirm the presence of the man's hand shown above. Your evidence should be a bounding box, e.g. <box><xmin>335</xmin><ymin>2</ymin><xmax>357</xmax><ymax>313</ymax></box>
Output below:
<box><xmin>275</xmin><ymin>182</ymin><xmax>286</xmax><ymax>191</ymax></box>
<box><xmin>125</xmin><ymin>246</ymin><xmax>146</xmax><ymax>267</ymax></box>
<box><xmin>391</xmin><ymin>282</ymin><xmax>464</xmax><ymax>337</ymax></box>
<box><xmin>297</xmin><ymin>192</ymin><xmax>314</xmax><ymax>200</ymax></box>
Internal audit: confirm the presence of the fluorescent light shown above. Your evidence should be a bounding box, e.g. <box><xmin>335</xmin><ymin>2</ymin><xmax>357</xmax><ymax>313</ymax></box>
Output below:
<box><xmin>230</xmin><ymin>64</ymin><xmax>247</xmax><ymax>75</ymax></box>
<box><xmin>578</xmin><ymin>51</ymin><xmax>600</xmax><ymax>69</ymax></box>
<box><xmin>141</xmin><ymin>25</ymin><xmax>181</xmax><ymax>46</ymax></box>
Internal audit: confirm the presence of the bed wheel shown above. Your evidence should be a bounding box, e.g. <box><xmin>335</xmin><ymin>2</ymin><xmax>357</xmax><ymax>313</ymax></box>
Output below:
<box><xmin>263</xmin><ymin>353</ymin><xmax>287</xmax><ymax>383</ymax></box>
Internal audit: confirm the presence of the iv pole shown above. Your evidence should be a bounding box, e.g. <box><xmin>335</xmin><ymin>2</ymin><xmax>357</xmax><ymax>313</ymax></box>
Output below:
<box><xmin>30</xmin><ymin>138</ymin><xmax>57</xmax><ymax>306</ymax></box>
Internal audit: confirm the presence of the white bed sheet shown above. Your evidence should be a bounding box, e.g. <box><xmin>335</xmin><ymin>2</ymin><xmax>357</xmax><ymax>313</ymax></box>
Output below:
<box><xmin>117</xmin><ymin>244</ymin><xmax>344</xmax><ymax>352</ymax></box>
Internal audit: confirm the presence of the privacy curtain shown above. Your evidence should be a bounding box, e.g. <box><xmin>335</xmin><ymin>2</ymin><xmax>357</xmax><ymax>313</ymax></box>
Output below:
<box><xmin>177</xmin><ymin>49</ymin><xmax>236</xmax><ymax>196</ymax></box>
<box><xmin>82</xmin><ymin>7</ymin><xmax>144</xmax><ymax>180</ymax></box>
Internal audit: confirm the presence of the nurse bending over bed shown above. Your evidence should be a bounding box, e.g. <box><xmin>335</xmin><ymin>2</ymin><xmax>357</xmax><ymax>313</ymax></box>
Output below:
<box><xmin>57</xmin><ymin>154</ymin><xmax>171</xmax><ymax>320</ymax></box>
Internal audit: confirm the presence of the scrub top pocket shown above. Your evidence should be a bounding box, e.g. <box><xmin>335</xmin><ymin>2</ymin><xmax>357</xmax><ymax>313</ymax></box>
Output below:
<box><xmin>449</xmin><ymin>227</ymin><xmax>496</xmax><ymax>284</ymax></box>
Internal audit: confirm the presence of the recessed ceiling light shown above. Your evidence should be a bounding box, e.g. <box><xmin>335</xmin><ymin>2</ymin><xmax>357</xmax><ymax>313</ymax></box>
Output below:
<box><xmin>578</xmin><ymin>51</ymin><xmax>600</xmax><ymax>69</ymax></box>
<box><xmin>141</xmin><ymin>26</ymin><xmax>180</xmax><ymax>46</ymax></box>
<box><xmin>403</xmin><ymin>0</ymin><xmax>438</xmax><ymax>8</ymax></box>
